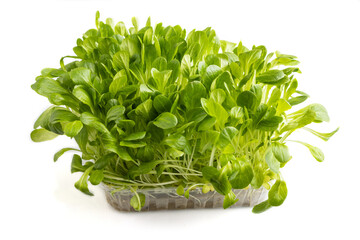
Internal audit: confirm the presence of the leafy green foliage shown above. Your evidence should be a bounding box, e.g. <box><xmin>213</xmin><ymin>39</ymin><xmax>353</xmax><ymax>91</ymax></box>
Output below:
<box><xmin>223</xmin><ymin>191</ymin><xmax>239</xmax><ymax>209</ymax></box>
<box><xmin>130</xmin><ymin>192</ymin><xmax>146</xmax><ymax>211</ymax></box>
<box><xmin>53</xmin><ymin>148</ymin><xmax>80</xmax><ymax>162</ymax></box>
<box><xmin>153</xmin><ymin>112</ymin><xmax>178</xmax><ymax>129</ymax></box>
<box><xmin>31</xmin><ymin>12</ymin><xmax>337</xmax><ymax>213</ymax></box>
<box><xmin>252</xmin><ymin>200</ymin><xmax>272</xmax><ymax>213</ymax></box>
<box><xmin>202</xmin><ymin>166</ymin><xmax>232</xmax><ymax>195</ymax></box>
<box><xmin>30</xmin><ymin>129</ymin><xmax>58</xmax><ymax>142</ymax></box>
<box><xmin>268</xmin><ymin>180</ymin><xmax>287</xmax><ymax>206</ymax></box>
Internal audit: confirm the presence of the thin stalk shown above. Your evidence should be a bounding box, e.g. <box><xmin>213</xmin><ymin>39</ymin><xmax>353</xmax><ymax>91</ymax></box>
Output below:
<box><xmin>103</xmin><ymin>178</ymin><xmax>181</xmax><ymax>187</ymax></box>
<box><xmin>149</xmin><ymin>171</ymin><xmax>201</xmax><ymax>176</ymax></box>
<box><xmin>164</xmin><ymin>164</ymin><xmax>202</xmax><ymax>173</ymax></box>
<box><xmin>208</xmin><ymin>146</ymin><xmax>216</xmax><ymax>166</ymax></box>
<box><xmin>280</xmin><ymin>130</ymin><xmax>295</xmax><ymax>143</ymax></box>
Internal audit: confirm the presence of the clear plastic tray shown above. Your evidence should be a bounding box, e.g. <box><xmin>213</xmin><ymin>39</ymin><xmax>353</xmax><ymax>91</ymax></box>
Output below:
<box><xmin>101</xmin><ymin>184</ymin><xmax>268</xmax><ymax>211</ymax></box>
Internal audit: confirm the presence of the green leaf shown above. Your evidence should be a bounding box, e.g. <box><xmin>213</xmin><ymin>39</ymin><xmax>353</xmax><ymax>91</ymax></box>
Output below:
<box><xmin>181</xmin><ymin>81</ymin><xmax>207</xmax><ymax>110</ymax></box>
<box><xmin>115</xmin><ymin>21</ymin><xmax>128</xmax><ymax>36</ymax></box>
<box><xmin>164</xmin><ymin>134</ymin><xmax>186</xmax><ymax>150</ymax></box>
<box><xmin>176</xmin><ymin>185</ymin><xmax>184</xmax><ymax>196</ymax></box>
<box><xmin>283</xmin><ymin>67</ymin><xmax>301</xmax><ymax>76</ymax></box>
<box><xmin>201</xmin><ymin>98</ymin><xmax>228</xmax><ymax>128</ymax></box>
<box><xmin>202</xmin><ymin>184</ymin><xmax>212</xmax><ymax>194</ymax></box>
<box><xmin>303</xmin><ymin>127</ymin><xmax>339</xmax><ymax>141</ymax></box>
<box><xmin>220</xmin><ymin>40</ymin><xmax>236</xmax><ymax>53</ymax></box>
<box><xmin>153</xmin><ymin>112</ymin><xmax>178</xmax><ymax>129</ymax></box>
<box><xmin>271</xmin><ymin>52</ymin><xmax>300</xmax><ymax>67</ymax></box>
<box><xmin>80</xmin><ymin>112</ymin><xmax>109</xmax><ymax>134</ymax></box>
<box><xmin>135</xmin><ymin>98</ymin><xmax>154</xmax><ymax>121</ymax></box>
<box><xmin>276</xmin><ymin>99</ymin><xmax>291</xmax><ymax>114</ymax></box>
<box><xmin>120</xmin><ymin>141</ymin><xmax>147</xmax><ymax>148</ymax></box>
<box><xmin>237</xmin><ymin>91</ymin><xmax>258</xmax><ymax>111</ymax></box>
<box><xmin>115</xmin><ymin>147</ymin><xmax>134</xmax><ymax>162</ymax></box>
<box><xmin>180</xmin><ymin>54</ymin><xmax>191</xmax><ymax>78</ymax></box>
<box><xmin>168</xmin><ymin>148</ymin><xmax>184</xmax><ymax>158</ymax></box>
<box><xmin>202</xmin><ymin>65</ymin><xmax>223</xmax><ymax>90</ymax></box>
<box><xmin>251</xmin><ymin>165</ymin><xmax>265</xmax><ymax>189</ymax></box>
<box><xmin>176</xmin><ymin>121</ymin><xmax>194</xmax><ymax>133</ymax></box>
<box><xmin>109</xmin><ymin>71</ymin><xmax>127</xmax><ymax>95</ymax></box>
<box><xmin>288</xmin><ymin>95</ymin><xmax>308</xmax><ymax>106</ymax></box>
<box><xmin>202</xmin><ymin>166</ymin><xmax>232</xmax><ymax>195</ymax></box>
<box><xmin>73</xmin><ymin>85</ymin><xmax>94</xmax><ymax>112</ymax></box>
<box><xmin>268</xmin><ymin>180</ymin><xmax>287</xmax><ymax>206</ymax></box>
<box><xmin>117</xmin><ymin>120</ymin><xmax>135</xmax><ymax>132</ymax></box>
<box><xmin>74</xmin><ymin>127</ymin><xmax>88</xmax><ymax>153</ymax></box>
<box><xmin>271</xmin><ymin>142</ymin><xmax>291</xmax><ymax>163</ymax></box>
<box><xmin>49</xmin><ymin>108</ymin><xmax>78</xmax><ymax>123</ymax></box>
<box><xmin>130</xmin><ymin>193</ymin><xmax>146</xmax><ymax>211</ymax></box>
<box><xmin>136</xmin><ymin>145</ymin><xmax>155</xmax><ymax>162</ymax></box>
<box><xmin>151</xmin><ymin>68</ymin><xmax>172</xmax><ymax>92</ymax></box>
<box><xmin>217</xmin><ymin>127</ymin><xmax>239</xmax><ymax>149</ymax></box>
<box><xmin>167</xmin><ymin>59</ymin><xmax>181</xmax><ymax>83</ymax></box>
<box><xmin>265</xmin><ymin>147</ymin><xmax>280</xmax><ymax>173</ymax></box>
<box><xmin>73</xmin><ymin>46</ymin><xmax>86</xmax><ymax>59</ymax></box>
<box><xmin>210</xmin><ymin>89</ymin><xmax>226</xmax><ymax>105</ymax></box>
<box><xmin>99</xmin><ymin>22</ymin><xmax>114</xmax><ymax>37</ymax></box>
<box><xmin>106</xmin><ymin>105</ymin><xmax>125</xmax><ymax>123</ymax></box>
<box><xmin>257</xmin><ymin>70</ymin><xmax>285</xmax><ymax>84</ymax></box>
<box><xmin>238</xmin><ymin>49</ymin><xmax>261</xmax><ymax>72</ymax></box>
<box><xmin>205</xmin><ymin>54</ymin><xmax>221</xmax><ymax>67</ymax></box>
<box><xmin>219</xmin><ymin>154</ymin><xmax>235</xmax><ymax>166</ymax></box>
<box><xmin>290</xmin><ymin>140</ymin><xmax>325</xmax><ymax>162</ymax></box>
<box><xmin>253</xmin><ymin>104</ymin><xmax>268</xmax><ymax>126</ymax></box>
<box><xmin>238</xmin><ymin>72</ymin><xmax>253</xmax><ymax>89</ymax></box>
<box><xmin>186</xmin><ymin>108</ymin><xmax>207</xmax><ymax>123</ymax></box>
<box><xmin>74</xmin><ymin>165</ymin><xmax>94</xmax><ymax>196</ymax></box>
<box><xmin>282</xmin><ymin>112</ymin><xmax>315</xmax><ymax>133</ymax></box>
<box><xmin>198</xmin><ymin>117</ymin><xmax>216</xmax><ymax>131</ymax></box>
<box><xmin>33</xmin><ymin>106</ymin><xmax>55</xmax><ymax>129</ymax></box>
<box><xmin>31</xmin><ymin>129</ymin><xmax>58</xmax><ymax>142</ymax></box>
<box><xmin>70</xmin><ymin>67</ymin><xmax>92</xmax><ymax>86</ymax></box>
<box><xmin>252</xmin><ymin>200</ymin><xmax>272</xmax><ymax>213</ymax></box>
<box><xmin>215</xmin><ymin>71</ymin><xmax>234</xmax><ymax>92</ymax></box>
<box><xmin>89</xmin><ymin>170</ymin><xmax>104</xmax><ymax>185</ymax></box>
<box><xmin>128</xmin><ymin>161</ymin><xmax>162</xmax><ymax>178</ymax></box>
<box><xmin>94</xmin><ymin>153</ymin><xmax>114</xmax><ymax>170</ymax></box>
<box><xmin>71</xmin><ymin>154</ymin><xmax>84</xmax><ymax>173</ymax></box>
<box><xmin>282</xmin><ymin>103</ymin><xmax>330</xmax><ymax>133</ymax></box>
<box><xmin>64</xmin><ymin>120</ymin><xmax>83</xmax><ymax>137</ymax></box>
<box><xmin>31</xmin><ymin>77</ymin><xmax>68</xmax><ymax>98</ymax></box>
<box><xmin>123</xmin><ymin>131</ymin><xmax>146</xmax><ymax>141</ymax></box>
<box><xmin>113</xmin><ymin>51</ymin><xmax>130</xmax><ymax>72</ymax></box>
<box><xmin>229</xmin><ymin>161</ymin><xmax>254</xmax><ymax>189</ymax></box>
<box><xmin>53</xmin><ymin>148</ymin><xmax>80</xmax><ymax>162</ymax></box>
<box><xmin>153</xmin><ymin>95</ymin><xmax>172</xmax><ymax>113</ymax></box>
<box><xmin>229</xmin><ymin>106</ymin><xmax>243</xmax><ymax>120</ymax></box>
<box><xmin>285</xmin><ymin>78</ymin><xmax>298</xmax><ymax>99</ymax></box>
<box><xmin>80</xmin><ymin>112</ymin><xmax>110</xmax><ymax>134</ymax></box>
<box><xmin>257</xmin><ymin>116</ymin><xmax>283</xmax><ymax>131</ymax></box>
<box><xmin>49</xmin><ymin>93</ymin><xmax>80</xmax><ymax>110</ymax></box>
<box><xmin>131</xmin><ymin>17</ymin><xmax>139</xmax><ymax>32</ymax></box>
<box><xmin>95</xmin><ymin>11</ymin><xmax>100</xmax><ymax>29</ymax></box>
<box><xmin>267</xmin><ymin>87</ymin><xmax>281</xmax><ymax>106</ymax></box>
<box><xmin>308</xmin><ymin>103</ymin><xmax>330</xmax><ymax>123</ymax></box>
<box><xmin>223</xmin><ymin>191</ymin><xmax>239</xmax><ymax>209</ymax></box>
<box><xmin>82</xmin><ymin>37</ymin><xmax>97</xmax><ymax>53</ymax></box>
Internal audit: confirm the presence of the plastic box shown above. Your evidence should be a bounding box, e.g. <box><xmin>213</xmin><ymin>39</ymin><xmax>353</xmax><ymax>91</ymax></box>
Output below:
<box><xmin>102</xmin><ymin>184</ymin><xmax>268</xmax><ymax>211</ymax></box>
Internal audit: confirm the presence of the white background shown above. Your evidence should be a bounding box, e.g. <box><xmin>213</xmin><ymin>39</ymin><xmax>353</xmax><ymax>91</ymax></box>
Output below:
<box><xmin>1</xmin><ymin>0</ymin><xmax>359</xmax><ymax>239</ymax></box>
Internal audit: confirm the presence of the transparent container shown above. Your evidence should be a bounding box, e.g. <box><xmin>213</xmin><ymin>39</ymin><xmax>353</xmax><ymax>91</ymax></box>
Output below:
<box><xmin>101</xmin><ymin>184</ymin><xmax>268</xmax><ymax>212</ymax></box>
